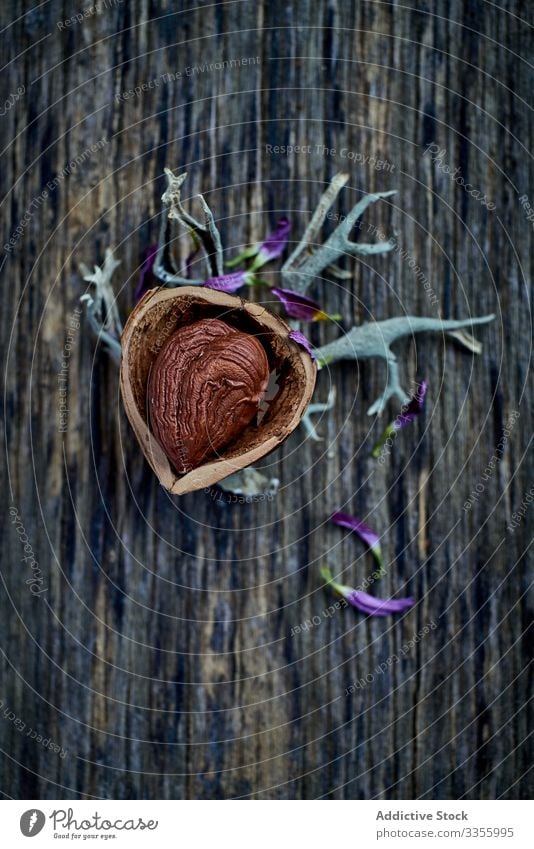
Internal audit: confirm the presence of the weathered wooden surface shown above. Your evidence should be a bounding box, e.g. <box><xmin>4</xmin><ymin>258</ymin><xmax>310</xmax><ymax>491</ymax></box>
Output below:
<box><xmin>1</xmin><ymin>0</ymin><xmax>532</xmax><ymax>800</ymax></box>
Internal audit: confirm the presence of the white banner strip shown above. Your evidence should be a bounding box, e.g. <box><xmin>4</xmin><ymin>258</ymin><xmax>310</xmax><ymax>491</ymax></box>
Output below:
<box><xmin>3</xmin><ymin>800</ymin><xmax>531</xmax><ymax>847</ymax></box>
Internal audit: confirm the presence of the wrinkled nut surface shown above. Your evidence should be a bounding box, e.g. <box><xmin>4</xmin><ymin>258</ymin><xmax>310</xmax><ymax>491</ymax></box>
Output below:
<box><xmin>148</xmin><ymin>318</ymin><xmax>270</xmax><ymax>473</ymax></box>
<box><xmin>120</xmin><ymin>286</ymin><xmax>317</xmax><ymax>495</ymax></box>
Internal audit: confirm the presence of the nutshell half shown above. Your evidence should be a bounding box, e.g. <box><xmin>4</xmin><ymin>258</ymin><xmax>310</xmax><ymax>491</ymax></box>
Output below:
<box><xmin>120</xmin><ymin>286</ymin><xmax>317</xmax><ymax>495</ymax></box>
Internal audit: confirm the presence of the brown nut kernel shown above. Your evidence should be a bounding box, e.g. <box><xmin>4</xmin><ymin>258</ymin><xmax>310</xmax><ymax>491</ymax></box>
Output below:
<box><xmin>120</xmin><ymin>286</ymin><xmax>316</xmax><ymax>495</ymax></box>
<box><xmin>148</xmin><ymin>318</ymin><xmax>270</xmax><ymax>473</ymax></box>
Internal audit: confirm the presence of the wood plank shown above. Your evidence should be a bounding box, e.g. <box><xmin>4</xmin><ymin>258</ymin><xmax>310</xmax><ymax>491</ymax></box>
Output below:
<box><xmin>0</xmin><ymin>0</ymin><xmax>531</xmax><ymax>799</ymax></box>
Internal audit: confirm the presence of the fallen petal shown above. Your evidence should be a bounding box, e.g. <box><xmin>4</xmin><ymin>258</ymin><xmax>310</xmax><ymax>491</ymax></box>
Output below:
<box><xmin>272</xmin><ymin>287</ymin><xmax>338</xmax><ymax>321</ymax></box>
<box><xmin>331</xmin><ymin>510</ymin><xmax>380</xmax><ymax>551</ymax></box>
<box><xmin>202</xmin><ymin>270</ymin><xmax>253</xmax><ymax>293</ymax></box>
<box><xmin>371</xmin><ymin>422</ymin><xmax>397</xmax><ymax>459</ymax></box>
<box><xmin>289</xmin><ymin>330</ymin><xmax>316</xmax><ymax>361</ymax></box>
<box><xmin>345</xmin><ymin>589</ymin><xmax>415</xmax><ymax>617</ymax></box>
<box><xmin>320</xmin><ymin>565</ymin><xmax>414</xmax><ymax>618</ymax></box>
<box><xmin>251</xmin><ymin>218</ymin><xmax>291</xmax><ymax>270</ymax></box>
<box><xmin>395</xmin><ymin>380</ymin><xmax>427</xmax><ymax>428</ymax></box>
<box><xmin>371</xmin><ymin>380</ymin><xmax>428</xmax><ymax>458</ymax></box>
<box><xmin>225</xmin><ymin>244</ymin><xmax>258</xmax><ymax>269</ymax></box>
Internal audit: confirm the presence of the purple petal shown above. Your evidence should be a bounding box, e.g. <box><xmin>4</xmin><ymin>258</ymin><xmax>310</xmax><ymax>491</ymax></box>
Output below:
<box><xmin>345</xmin><ymin>589</ymin><xmax>415</xmax><ymax>617</ymax></box>
<box><xmin>259</xmin><ymin>217</ymin><xmax>291</xmax><ymax>261</ymax></box>
<box><xmin>272</xmin><ymin>287</ymin><xmax>323</xmax><ymax>321</ymax></box>
<box><xmin>331</xmin><ymin>511</ymin><xmax>380</xmax><ymax>551</ymax></box>
<box><xmin>320</xmin><ymin>565</ymin><xmax>414</xmax><ymax>618</ymax></box>
<box><xmin>288</xmin><ymin>330</ymin><xmax>316</xmax><ymax>360</ymax></box>
<box><xmin>135</xmin><ymin>244</ymin><xmax>158</xmax><ymax>301</ymax></box>
<box><xmin>202</xmin><ymin>270</ymin><xmax>251</xmax><ymax>293</ymax></box>
<box><xmin>251</xmin><ymin>218</ymin><xmax>291</xmax><ymax>270</ymax></box>
<box><xmin>395</xmin><ymin>380</ymin><xmax>428</xmax><ymax>429</ymax></box>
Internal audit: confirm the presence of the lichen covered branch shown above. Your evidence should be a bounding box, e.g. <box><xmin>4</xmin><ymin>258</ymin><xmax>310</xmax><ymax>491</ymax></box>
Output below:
<box><xmin>217</xmin><ymin>467</ymin><xmax>280</xmax><ymax>499</ymax></box>
<box><xmin>283</xmin><ymin>172</ymin><xmax>349</xmax><ymax>270</ymax></box>
<box><xmin>79</xmin><ymin>248</ymin><xmax>122</xmax><ymax>364</ymax></box>
<box><xmin>282</xmin><ymin>176</ymin><xmax>397</xmax><ymax>294</ymax></box>
<box><xmin>315</xmin><ymin>314</ymin><xmax>495</xmax><ymax>415</ymax></box>
<box><xmin>300</xmin><ymin>388</ymin><xmax>337</xmax><ymax>440</ymax></box>
<box><xmin>153</xmin><ymin>168</ymin><xmax>224</xmax><ymax>286</ymax></box>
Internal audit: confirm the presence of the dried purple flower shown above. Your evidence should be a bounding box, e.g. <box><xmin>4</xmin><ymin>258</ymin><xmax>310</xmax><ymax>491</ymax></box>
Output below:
<box><xmin>272</xmin><ymin>287</ymin><xmax>341</xmax><ymax>322</ymax></box>
<box><xmin>202</xmin><ymin>270</ymin><xmax>256</xmax><ymax>293</ymax></box>
<box><xmin>371</xmin><ymin>380</ymin><xmax>428</xmax><ymax>458</ymax></box>
<box><xmin>331</xmin><ymin>510</ymin><xmax>384</xmax><ymax>572</ymax></box>
<box><xmin>252</xmin><ymin>217</ymin><xmax>291</xmax><ymax>270</ymax></box>
<box><xmin>397</xmin><ymin>380</ymin><xmax>427</xmax><ymax>427</ymax></box>
<box><xmin>320</xmin><ymin>565</ymin><xmax>414</xmax><ymax>617</ymax></box>
<box><xmin>226</xmin><ymin>218</ymin><xmax>291</xmax><ymax>271</ymax></box>
<box><xmin>288</xmin><ymin>330</ymin><xmax>316</xmax><ymax>361</ymax></box>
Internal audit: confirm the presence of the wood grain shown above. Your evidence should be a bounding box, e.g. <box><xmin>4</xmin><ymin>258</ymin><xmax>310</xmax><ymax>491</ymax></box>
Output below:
<box><xmin>0</xmin><ymin>0</ymin><xmax>531</xmax><ymax>800</ymax></box>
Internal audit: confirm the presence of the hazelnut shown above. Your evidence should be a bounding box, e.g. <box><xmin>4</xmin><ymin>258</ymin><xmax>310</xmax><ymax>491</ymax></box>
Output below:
<box><xmin>120</xmin><ymin>286</ymin><xmax>316</xmax><ymax>495</ymax></box>
<box><xmin>148</xmin><ymin>318</ymin><xmax>270</xmax><ymax>473</ymax></box>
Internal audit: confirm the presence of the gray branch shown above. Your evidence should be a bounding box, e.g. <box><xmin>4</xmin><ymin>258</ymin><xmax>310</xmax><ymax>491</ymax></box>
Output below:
<box><xmin>300</xmin><ymin>387</ymin><xmax>336</xmax><ymax>441</ymax></box>
<box><xmin>282</xmin><ymin>175</ymin><xmax>397</xmax><ymax>294</ymax></box>
<box><xmin>314</xmin><ymin>314</ymin><xmax>495</xmax><ymax>415</ymax></box>
<box><xmin>79</xmin><ymin>248</ymin><xmax>122</xmax><ymax>364</ymax></box>
<box><xmin>153</xmin><ymin>168</ymin><xmax>223</xmax><ymax>286</ymax></box>
<box><xmin>283</xmin><ymin>172</ymin><xmax>349</xmax><ymax>269</ymax></box>
<box><xmin>218</xmin><ymin>467</ymin><xmax>280</xmax><ymax>498</ymax></box>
